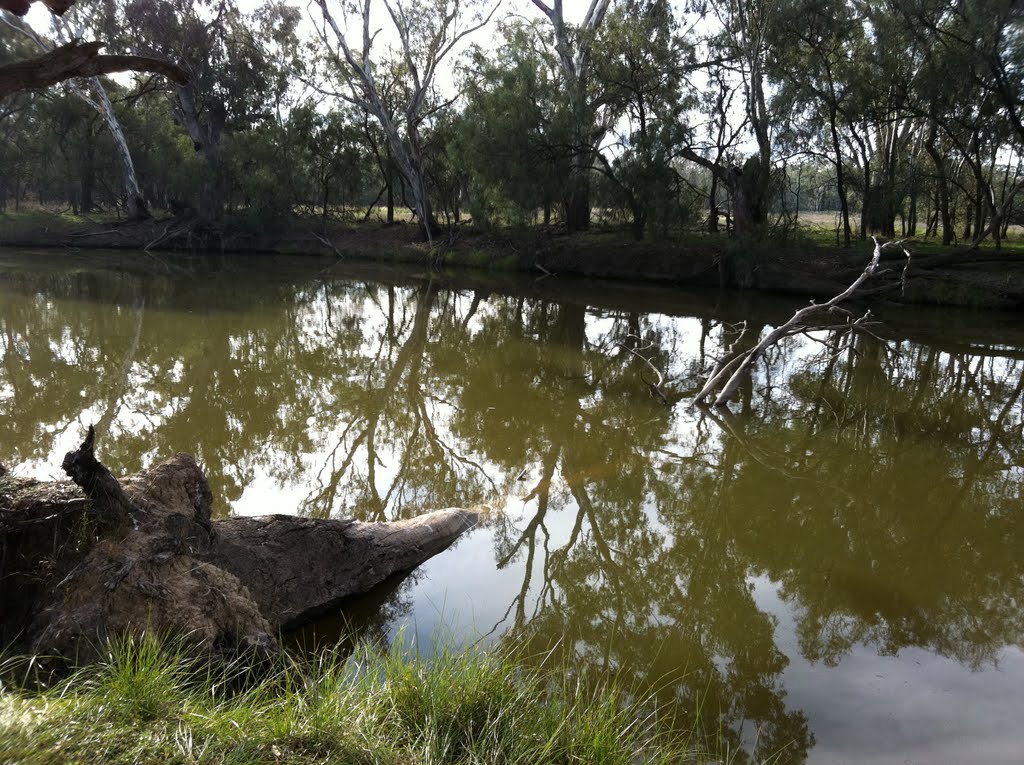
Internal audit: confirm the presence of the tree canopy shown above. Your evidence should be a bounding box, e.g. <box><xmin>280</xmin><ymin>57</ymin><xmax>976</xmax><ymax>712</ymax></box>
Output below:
<box><xmin>0</xmin><ymin>0</ymin><xmax>1021</xmax><ymax>252</ymax></box>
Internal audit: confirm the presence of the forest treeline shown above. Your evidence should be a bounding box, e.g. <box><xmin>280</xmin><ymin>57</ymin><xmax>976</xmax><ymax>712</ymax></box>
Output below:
<box><xmin>0</xmin><ymin>0</ymin><xmax>1021</xmax><ymax>248</ymax></box>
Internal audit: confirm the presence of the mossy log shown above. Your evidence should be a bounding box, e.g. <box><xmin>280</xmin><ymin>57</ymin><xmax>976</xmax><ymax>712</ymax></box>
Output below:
<box><xmin>0</xmin><ymin>429</ymin><xmax>476</xmax><ymax>658</ymax></box>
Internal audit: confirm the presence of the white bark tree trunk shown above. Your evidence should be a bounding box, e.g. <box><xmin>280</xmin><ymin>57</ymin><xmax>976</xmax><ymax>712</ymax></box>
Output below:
<box><xmin>2</xmin><ymin>15</ymin><xmax>158</xmax><ymax>220</ymax></box>
<box><xmin>530</xmin><ymin>0</ymin><xmax>611</xmax><ymax>231</ymax></box>
<box><xmin>87</xmin><ymin>75</ymin><xmax>149</xmax><ymax>220</ymax></box>
<box><xmin>315</xmin><ymin>0</ymin><xmax>497</xmax><ymax>246</ymax></box>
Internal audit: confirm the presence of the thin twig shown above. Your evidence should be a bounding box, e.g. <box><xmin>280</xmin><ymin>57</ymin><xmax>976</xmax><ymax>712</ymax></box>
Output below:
<box><xmin>617</xmin><ymin>341</ymin><xmax>671</xmax><ymax>405</ymax></box>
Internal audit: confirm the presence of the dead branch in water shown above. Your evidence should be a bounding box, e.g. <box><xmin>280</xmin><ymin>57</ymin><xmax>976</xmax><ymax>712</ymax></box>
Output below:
<box><xmin>694</xmin><ymin>237</ymin><xmax>910</xmax><ymax>406</ymax></box>
<box><xmin>618</xmin><ymin>336</ymin><xmax>672</xmax><ymax>405</ymax></box>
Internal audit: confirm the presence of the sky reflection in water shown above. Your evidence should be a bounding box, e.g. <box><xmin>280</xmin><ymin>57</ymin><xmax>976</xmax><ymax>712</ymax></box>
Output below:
<box><xmin>2</xmin><ymin>251</ymin><xmax>1023</xmax><ymax>764</ymax></box>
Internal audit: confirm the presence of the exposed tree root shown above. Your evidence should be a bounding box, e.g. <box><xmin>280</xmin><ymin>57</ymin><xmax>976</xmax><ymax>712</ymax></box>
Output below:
<box><xmin>1</xmin><ymin>429</ymin><xmax>476</xmax><ymax>661</ymax></box>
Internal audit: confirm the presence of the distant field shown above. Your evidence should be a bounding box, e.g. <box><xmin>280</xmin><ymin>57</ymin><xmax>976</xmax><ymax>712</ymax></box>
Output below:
<box><xmin>3</xmin><ymin>206</ymin><xmax>1021</xmax><ymax>253</ymax></box>
<box><xmin>794</xmin><ymin>210</ymin><xmax>1024</xmax><ymax>243</ymax></box>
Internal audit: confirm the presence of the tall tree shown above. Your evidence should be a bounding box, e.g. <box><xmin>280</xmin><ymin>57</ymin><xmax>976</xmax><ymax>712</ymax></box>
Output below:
<box><xmin>529</xmin><ymin>0</ymin><xmax>613</xmax><ymax>231</ymax></box>
<box><xmin>591</xmin><ymin>0</ymin><xmax>692</xmax><ymax>239</ymax></box>
<box><xmin>313</xmin><ymin>0</ymin><xmax>498</xmax><ymax>243</ymax></box>
<box><xmin>704</xmin><ymin>0</ymin><xmax>776</xmax><ymax>237</ymax></box>
<box><xmin>44</xmin><ymin>6</ymin><xmax>151</xmax><ymax>219</ymax></box>
<box><xmin>459</xmin><ymin>20</ymin><xmax>571</xmax><ymax>226</ymax></box>
<box><xmin>679</xmin><ymin>0</ymin><xmax>781</xmax><ymax>245</ymax></box>
<box><xmin>898</xmin><ymin>0</ymin><xmax>1024</xmax><ymax>248</ymax></box>
<box><xmin>113</xmin><ymin>0</ymin><xmax>294</xmax><ymax>217</ymax></box>
<box><xmin>772</xmin><ymin>0</ymin><xmax>862</xmax><ymax>246</ymax></box>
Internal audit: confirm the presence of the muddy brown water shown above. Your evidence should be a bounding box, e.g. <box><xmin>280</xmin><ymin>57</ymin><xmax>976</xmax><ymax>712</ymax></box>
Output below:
<box><xmin>2</xmin><ymin>249</ymin><xmax>1023</xmax><ymax>763</ymax></box>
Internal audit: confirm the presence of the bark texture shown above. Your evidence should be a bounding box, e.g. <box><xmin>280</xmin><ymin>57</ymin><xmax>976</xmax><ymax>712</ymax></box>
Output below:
<box><xmin>1</xmin><ymin>438</ymin><xmax>476</xmax><ymax>659</ymax></box>
<box><xmin>0</xmin><ymin>41</ymin><xmax>188</xmax><ymax>100</ymax></box>
<box><xmin>203</xmin><ymin>511</ymin><xmax>477</xmax><ymax>630</ymax></box>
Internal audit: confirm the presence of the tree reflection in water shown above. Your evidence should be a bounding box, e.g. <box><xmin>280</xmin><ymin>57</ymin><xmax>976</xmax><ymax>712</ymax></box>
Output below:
<box><xmin>3</xmin><ymin>253</ymin><xmax>1024</xmax><ymax>763</ymax></box>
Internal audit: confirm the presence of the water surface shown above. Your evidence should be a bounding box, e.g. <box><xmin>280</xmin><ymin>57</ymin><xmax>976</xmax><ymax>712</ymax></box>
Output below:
<box><xmin>2</xmin><ymin>249</ymin><xmax>1023</xmax><ymax>764</ymax></box>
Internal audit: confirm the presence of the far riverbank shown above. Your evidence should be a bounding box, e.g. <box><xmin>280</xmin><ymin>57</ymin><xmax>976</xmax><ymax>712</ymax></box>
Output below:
<box><xmin>3</xmin><ymin>211</ymin><xmax>1023</xmax><ymax>309</ymax></box>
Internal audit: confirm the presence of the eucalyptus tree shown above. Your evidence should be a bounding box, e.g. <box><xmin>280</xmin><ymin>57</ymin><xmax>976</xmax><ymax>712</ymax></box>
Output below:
<box><xmin>290</xmin><ymin>102</ymin><xmax>373</xmax><ymax>227</ymax></box>
<box><xmin>459</xmin><ymin>20</ymin><xmax>571</xmax><ymax>226</ymax></box>
<box><xmin>905</xmin><ymin>0</ymin><xmax>1024</xmax><ymax>149</ymax></box>
<box><xmin>51</xmin><ymin>5</ymin><xmax>151</xmax><ymax>218</ymax></box>
<box><xmin>48</xmin><ymin>4</ymin><xmax>155</xmax><ymax>218</ymax></box>
<box><xmin>897</xmin><ymin>0</ymin><xmax>1024</xmax><ymax>248</ymax></box>
<box><xmin>0</xmin><ymin>20</ymin><xmax>41</xmax><ymax>209</ymax></box>
<box><xmin>682</xmin><ymin>0</ymin><xmax>780</xmax><ymax>241</ymax></box>
<box><xmin>590</xmin><ymin>0</ymin><xmax>693</xmax><ymax>239</ymax></box>
<box><xmin>0</xmin><ymin>0</ymin><xmax>186</xmax><ymax>98</ymax></box>
<box><xmin>349</xmin><ymin>59</ymin><xmax>406</xmax><ymax>225</ymax></box>
<box><xmin>0</xmin><ymin>4</ymin><xmax>173</xmax><ymax>219</ymax></box>
<box><xmin>771</xmin><ymin>0</ymin><xmax>864</xmax><ymax>246</ymax></box>
<box><xmin>840</xmin><ymin>1</ymin><xmax>926</xmax><ymax>237</ymax></box>
<box><xmin>912</xmin><ymin>35</ymin><xmax>1004</xmax><ymax>245</ymax></box>
<box><xmin>528</xmin><ymin>0</ymin><xmax>614</xmax><ymax>231</ymax></box>
<box><xmin>313</xmin><ymin>0</ymin><xmax>499</xmax><ymax>243</ymax></box>
<box><xmin>694</xmin><ymin>63</ymin><xmax>745</xmax><ymax>233</ymax></box>
<box><xmin>109</xmin><ymin>0</ymin><xmax>299</xmax><ymax>217</ymax></box>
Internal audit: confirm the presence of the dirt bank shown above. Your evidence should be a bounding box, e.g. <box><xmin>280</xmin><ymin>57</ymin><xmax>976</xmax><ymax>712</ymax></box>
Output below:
<box><xmin>2</xmin><ymin>213</ymin><xmax>1023</xmax><ymax>308</ymax></box>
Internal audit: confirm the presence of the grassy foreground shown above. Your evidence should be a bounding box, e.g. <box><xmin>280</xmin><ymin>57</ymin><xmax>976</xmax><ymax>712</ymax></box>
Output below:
<box><xmin>0</xmin><ymin>634</ymin><xmax>743</xmax><ymax>765</ymax></box>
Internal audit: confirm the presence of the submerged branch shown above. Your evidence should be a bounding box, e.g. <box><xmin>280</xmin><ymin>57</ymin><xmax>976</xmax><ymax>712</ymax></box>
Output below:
<box><xmin>617</xmin><ymin>340</ymin><xmax>671</xmax><ymax>405</ymax></box>
<box><xmin>695</xmin><ymin>237</ymin><xmax>909</xmax><ymax>406</ymax></box>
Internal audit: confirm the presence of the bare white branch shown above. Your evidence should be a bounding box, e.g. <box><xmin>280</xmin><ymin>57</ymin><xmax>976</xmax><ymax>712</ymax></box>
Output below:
<box><xmin>695</xmin><ymin>238</ymin><xmax>911</xmax><ymax>406</ymax></box>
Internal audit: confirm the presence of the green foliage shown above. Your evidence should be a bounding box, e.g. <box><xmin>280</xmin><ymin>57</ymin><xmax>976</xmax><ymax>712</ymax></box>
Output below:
<box><xmin>1</xmin><ymin>0</ymin><xmax>1022</xmax><ymax>249</ymax></box>
<box><xmin>590</xmin><ymin>0</ymin><xmax>697</xmax><ymax>239</ymax></box>
<box><xmin>287</xmin><ymin>102</ymin><xmax>376</xmax><ymax>221</ymax></box>
<box><xmin>458</xmin><ymin>21</ymin><xmax>572</xmax><ymax>228</ymax></box>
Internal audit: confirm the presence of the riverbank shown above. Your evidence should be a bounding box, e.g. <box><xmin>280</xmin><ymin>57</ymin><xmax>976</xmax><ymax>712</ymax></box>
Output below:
<box><xmin>2</xmin><ymin>210</ymin><xmax>1023</xmax><ymax>308</ymax></box>
<box><xmin>0</xmin><ymin>633</ymin><xmax>726</xmax><ymax>765</ymax></box>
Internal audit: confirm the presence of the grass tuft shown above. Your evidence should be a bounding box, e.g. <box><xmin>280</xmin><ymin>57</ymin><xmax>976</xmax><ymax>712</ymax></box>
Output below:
<box><xmin>0</xmin><ymin>631</ymin><xmax>757</xmax><ymax>765</ymax></box>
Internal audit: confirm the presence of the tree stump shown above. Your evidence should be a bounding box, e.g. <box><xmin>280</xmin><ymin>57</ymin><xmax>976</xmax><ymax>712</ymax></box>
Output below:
<box><xmin>0</xmin><ymin>430</ymin><xmax>476</xmax><ymax>660</ymax></box>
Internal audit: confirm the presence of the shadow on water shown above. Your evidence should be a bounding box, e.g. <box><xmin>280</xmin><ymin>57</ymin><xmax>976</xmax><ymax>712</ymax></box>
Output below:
<box><xmin>3</xmin><ymin>250</ymin><xmax>1024</xmax><ymax>763</ymax></box>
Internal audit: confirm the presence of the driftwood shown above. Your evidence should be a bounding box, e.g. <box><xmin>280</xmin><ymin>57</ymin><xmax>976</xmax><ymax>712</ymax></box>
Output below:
<box><xmin>0</xmin><ymin>430</ymin><xmax>476</xmax><ymax>659</ymax></box>
<box><xmin>59</xmin><ymin>425</ymin><xmax>140</xmax><ymax>531</ymax></box>
<box><xmin>695</xmin><ymin>237</ymin><xmax>909</xmax><ymax>406</ymax></box>
<box><xmin>0</xmin><ymin>40</ymin><xmax>189</xmax><ymax>100</ymax></box>
<box><xmin>205</xmin><ymin>512</ymin><xmax>476</xmax><ymax>630</ymax></box>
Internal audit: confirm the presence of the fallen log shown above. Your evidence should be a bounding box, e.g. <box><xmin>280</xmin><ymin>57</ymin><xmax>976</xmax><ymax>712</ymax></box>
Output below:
<box><xmin>0</xmin><ymin>428</ymin><xmax>476</xmax><ymax>659</ymax></box>
<box><xmin>205</xmin><ymin>512</ymin><xmax>477</xmax><ymax>630</ymax></box>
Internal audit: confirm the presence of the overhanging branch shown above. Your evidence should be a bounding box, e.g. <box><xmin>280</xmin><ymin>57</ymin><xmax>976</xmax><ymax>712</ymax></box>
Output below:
<box><xmin>0</xmin><ymin>40</ymin><xmax>189</xmax><ymax>99</ymax></box>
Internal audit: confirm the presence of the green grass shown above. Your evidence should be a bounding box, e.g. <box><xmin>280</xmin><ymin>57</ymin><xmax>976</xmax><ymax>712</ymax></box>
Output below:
<box><xmin>0</xmin><ymin>632</ymin><xmax>745</xmax><ymax>765</ymax></box>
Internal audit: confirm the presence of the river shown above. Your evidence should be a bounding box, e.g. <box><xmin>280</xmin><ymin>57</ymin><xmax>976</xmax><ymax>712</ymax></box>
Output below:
<box><xmin>2</xmin><ymin>249</ymin><xmax>1023</xmax><ymax>764</ymax></box>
